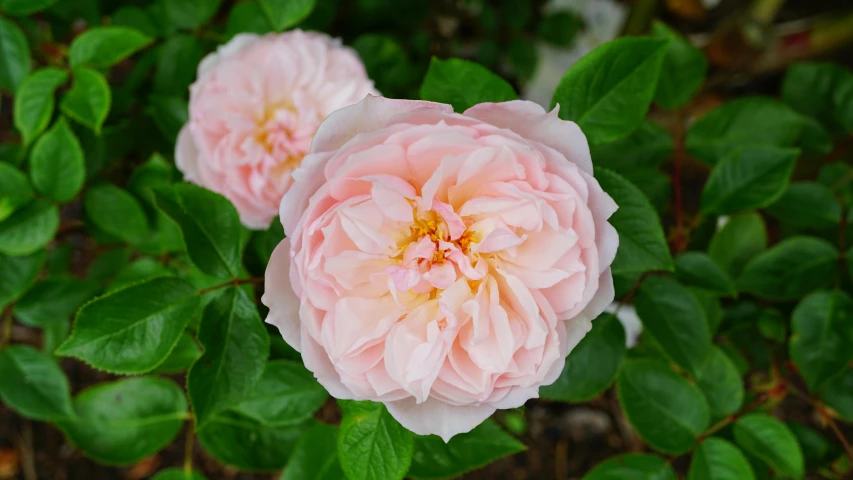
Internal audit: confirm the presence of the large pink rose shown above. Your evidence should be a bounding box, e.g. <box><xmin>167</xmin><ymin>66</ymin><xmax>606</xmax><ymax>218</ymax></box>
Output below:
<box><xmin>176</xmin><ymin>30</ymin><xmax>377</xmax><ymax>229</ymax></box>
<box><xmin>263</xmin><ymin>96</ymin><xmax>618</xmax><ymax>440</ymax></box>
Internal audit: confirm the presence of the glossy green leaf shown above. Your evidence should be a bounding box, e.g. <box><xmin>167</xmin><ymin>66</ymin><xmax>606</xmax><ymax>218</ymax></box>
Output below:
<box><xmin>108</xmin><ymin>257</ymin><xmax>174</xmax><ymax>292</ymax></box>
<box><xmin>652</xmin><ymin>21</ymin><xmax>707</xmax><ymax>109</ymax></box>
<box><xmin>338</xmin><ymin>401</ymin><xmax>414</xmax><ymax>480</ymax></box>
<box><xmin>282</xmin><ymin>423</ymin><xmax>344</xmax><ymax>480</ymax></box>
<box><xmin>582</xmin><ymin>453</ymin><xmax>676</xmax><ymax>480</ymax></box>
<box><xmin>154</xmin><ymin>35</ymin><xmax>204</xmax><ymax>95</ymax></box>
<box><xmin>819</xmin><ymin>368</ymin><xmax>853</xmax><ymax>421</ymax></box>
<box><xmin>148</xmin><ymin>94</ymin><xmax>188</xmax><ymax>143</ymax></box>
<box><xmin>152</xmin><ymin>331</ymin><xmax>201</xmax><ymax>374</ymax></box>
<box><xmin>0</xmin><ymin>199</ymin><xmax>59</xmax><ymax>256</ymax></box>
<box><xmin>695</xmin><ymin>347</ymin><xmax>744</xmax><ymax>418</ymax></box>
<box><xmin>596</xmin><ymin>167</ymin><xmax>673</xmax><ymax>275</ymax></box>
<box><xmin>0</xmin><ymin>250</ymin><xmax>43</xmax><ymax>310</ymax></box>
<box><xmin>233</xmin><ymin>359</ymin><xmax>327</xmax><ymax>426</ymax></box>
<box><xmin>0</xmin><ymin>16</ymin><xmax>30</xmax><ymax>93</ymax></box>
<box><xmin>58</xmin><ymin>377</ymin><xmax>187</xmax><ymax>465</ymax></box>
<box><xmin>691</xmin><ymin>288</ymin><xmax>723</xmax><ymax>335</ymax></box>
<box><xmin>13</xmin><ymin>277</ymin><xmax>99</xmax><ymax>327</ymax></box>
<box><xmin>112</xmin><ymin>6</ymin><xmax>162</xmax><ymax>38</ymax></box>
<box><xmin>675</xmin><ymin>251</ymin><xmax>736</xmax><ymax>297</ymax></box>
<box><xmin>154</xmin><ymin>184</ymin><xmax>244</xmax><ymax>279</ymax></box>
<box><xmin>13</xmin><ymin>68</ymin><xmax>68</xmax><ymax>146</ymax></box>
<box><xmin>617</xmin><ymin>359</ymin><xmax>710</xmax><ymax>454</ymax></box>
<box><xmin>634</xmin><ymin>276</ymin><xmax>711</xmax><ymax>376</ymax></box>
<box><xmin>541</xmin><ymin>313</ymin><xmax>626</xmax><ymax>402</ymax></box>
<box><xmin>701</xmin><ymin>146</ymin><xmax>798</xmax><ymax>215</ymax></box>
<box><xmin>737</xmin><ymin>236</ymin><xmax>838</xmax><ymax>300</ymax></box>
<box><xmin>225</xmin><ymin>1</ymin><xmax>273</xmax><ymax>37</ymax></box>
<box><xmin>0</xmin><ymin>163</ymin><xmax>32</xmax><ymax>222</ymax></box>
<box><xmin>733</xmin><ymin>414</ymin><xmax>804</xmax><ymax>479</ymax></box>
<box><xmin>408</xmin><ymin>420</ymin><xmax>525</xmax><ymax>479</ymax></box>
<box><xmin>163</xmin><ymin>0</ymin><xmax>223</xmax><ymax>29</ymax></box>
<box><xmin>0</xmin><ymin>0</ymin><xmax>58</xmax><ymax>15</ymax></box>
<box><xmin>782</xmin><ymin>62</ymin><xmax>853</xmax><ymax>134</ymax></box>
<box><xmin>188</xmin><ymin>286</ymin><xmax>269</xmax><ymax>428</ymax></box>
<box><xmin>0</xmin><ymin>345</ymin><xmax>74</xmax><ymax>421</ymax></box>
<box><xmin>151</xmin><ymin>468</ymin><xmax>207</xmax><ymax>480</ymax></box>
<box><xmin>708</xmin><ymin>212</ymin><xmax>767</xmax><ymax>278</ymax></box>
<box><xmin>259</xmin><ymin>0</ymin><xmax>315</xmax><ymax>31</ymax></box>
<box><xmin>84</xmin><ymin>183</ymin><xmax>149</xmax><ymax>244</ymax></box>
<box><xmin>788</xmin><ymin>422</ymin><xmax>841</xmax><ymax>471</ymax></box>
<box><xmin>790</xmin><ymin>291</ymin><xmax>853</xmax><ymax>391</ymax></box>
<box><xmin>197</xmin><ymin>410</ymin><xmax>307</xmax><ymax>471</ymax></box>
<box><xmin>765</xmin><ymin>182</ymin><xmax>841</xmax><ymax>230</ymax></box>
<box><xmin>420</xmin><ymin>57</ymin><xmax>517</xmax><ymax>112</ymax></box>
<box><xmin>590</xmin><ymin>120</ymin><xmax>673</xmax><ymax>172</ymax></box>
<box><xmin>552</xmin><ymin>37</ymin><xmax>668</xmax><ymax>145</ymax></box>
<box><xmin>60</xmin><ymin>67</ymin><xmax>111</xmax><ymax>133</ymax></box>
<box><xmin>537</xmin><ymin>11</ymin><xmax>582</xmax><ymax>47</ymax></box>
<box><xmin>29</xmin><ymin>118</ymin><xmax>85</xmax><ymax>203</ymax></box>
<box><xmin>56</xmin><ymin>277</ymin><xmax>200</xmax><ymax>374</ymax></box>
<box><xmin>688</xmin><ymin>438</ymin><xmax>755</xmax><ymax>480</ymax></box>
<box><xmin>69</xmin><ymin>26</ymin><xmax>152</xmax><ymax>68</ymax></box>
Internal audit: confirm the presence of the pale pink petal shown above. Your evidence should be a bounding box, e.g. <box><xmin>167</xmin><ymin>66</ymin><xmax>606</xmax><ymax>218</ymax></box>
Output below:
<box><xmin>384</xmin><ymin>397</ymin><xmax>496</xmax><ymax>442</ymax></box>
<box><xmin>262</xmin><ymin>240</ymin><xmax>301</xmax><ymax>351</ymax></box>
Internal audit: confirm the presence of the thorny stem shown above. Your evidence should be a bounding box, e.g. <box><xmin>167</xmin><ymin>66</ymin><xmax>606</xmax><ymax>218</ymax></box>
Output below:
<box><xmin>197</xmin><ymin>277</ymin><xmax>264</xmax><ymax>296</ymax></box>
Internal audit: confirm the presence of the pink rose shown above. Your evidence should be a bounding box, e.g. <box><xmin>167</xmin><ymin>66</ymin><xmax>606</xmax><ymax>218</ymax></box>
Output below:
<box><xmin>263</xmin><ymin>96</ymin><xmax>618</xmax><ymax>440</ymax></box>
<box><xmin>175</xmin><ymin>30</ymin><xmax>377</xmax><ymax>229</ymax></box>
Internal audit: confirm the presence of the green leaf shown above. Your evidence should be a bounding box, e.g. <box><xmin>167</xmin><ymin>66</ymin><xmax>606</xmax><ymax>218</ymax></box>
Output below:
<box><xmin>84</xmin><ymin>183</ymin><xmax>150</xmax><ymax>244</ymax></box>
<box><xmin>688</xmin><ymin>438</ymin><xmax>756</xmax><ymax>480</ymax></box>
<box><xmin>152</xmin><ymin>331</ymin><xmax>201</xmax><ymax>374</ymax></box>
<box><xmin>13</xmin><ymin>277</ymin><xmax>99</xmax><ymax>327</ymax></box>
<box><xmin>595</xmin><ymin>167</ymin><xmax>673</xmax><ymax>275</ymax></box>
<box><xmin>686</xmin><ymin>97</ymin><xmax>813</xmax><ymax>165</ymax></box>
<box><xmin>590</xmin><ymin>120</ymin><xmax>673</xmax><ymax>172</ymax></box>
<box><xmin>634</xmin><ymin>276</ymin><xmax>712</xmax><ymax>376</ymax></box>
<box><xmin>69</xmin><ymin>26</ymin><xmax>153</xmax><ymax>68</ymax></box>
<box><xmin>0</xmin><ymin>199</ymin><xmax>59</xmax><ymax>256</ymax></box>
<box><xmin>58</xmin><ymin>377</ymin><xmax>187</xmax><ymax>465</ymax></box>
<box><xmin>56</xmin><ymin>277</ymin><xmax>200</xmax><ymax>374</ymax></box>
<box><xmin>787</xmin><ymin>422</ymin><xmax>842</xmax><ymax>471</ymax></box>
<box><xmin>225</xmin><ymin>1</ymin><xmax>273</xmax><ymax>37</ymax></box>
<box><xmin>0</xmin><ymin>345</ymin><xmax>74</xmax><ymax>421</ymax></box>
<box><xmin>552</xmin><ymin>37</ymin><xmax>668</xmax><ymax>145</ymax></box>
<box><xmin>701</xmin><ymin>146</ymin><xmax>798</xmax><ymax>215</ymax></box>
<box><xmin>282</xmin><ymin>423</ymin><xmax>344</xmax><ymax>480</ymax></box>
<box><xmin>537</xmin><ymin>11</ymin><xmax>582</xmax><ymax>47</ymax></box>
<box><xmin>197</xmin><ymin>411</ymin><xmax>307</xmax><ymax>471</ymax></box>
<box><xmin>151</xmin><ymin>468</ymin><xmax>207</xmax><ymax>480</ymax></box>
<box><xmin>733</xmin><ymin>414</ymin><xmax>805</xmax><ymax>479</ymax></box>
<box><xmin>163</xmin><ymin>0</ymin><xmax>223</xmax><ymax>29</ymax></box>
<box><xmin>148</xmin><ymin>94</ymin><xmax>188</xmax><ymax>143</ymax></box>
<box><xmin>0</xmin><ymin>0</ymin><xmax>58</xmax><ymax>15</ymax></box>
<box><xmin>652</xmin><ymin>21</ymin><xmax>707</xmax><ymax>109</ymax></box>
<box><xmin>782</xmin><ymin>62</ymin><xmax>853</xmax><ymax>134</ymax></box>
<box><xmin>112</xmin><ymin>7</ymin><xmax>162</xmax><ymax>38</ymax></box>
<box><xmin>695</xmin><ymin>347</ymin><xmax>744</xmax><ymax>418</ymax></box>
<box><xmin>259</xmin><ymin>0</ymin><xmax>315</xmax><ymax>31</ymax></box>
<box><xmin>0</xmin><ymin>16</ymin><xmax>30</xmax><ymax>93</ymax></box>
<box><xmin>675</xmin><ymin>252</ymin><xmax>737</xmax><ymax>297</ymax></box>
<box><xmin>353</xmin><ymin>34</ymin><xmax>413</xmax><ymax>97</ymax></box>
<box><xmin>541</xmin><ymin>313</ymin><xmax>626</xmax><ymax>402</ymax></box>
<box><xmin>819</xmin><ymin>368</ymin><xmax>853</xmax><ymax>421</ymax></box>
<box><xmin>617</xmin><ymin>359</ymin><xmax>710</xmax><ymax>454</ymax></box>
<box><xmin>0</xmin><ymin>250</ymin><xmax>43</xmax><ymax>310</ymax></box>
<box><xmin>408</xmin><ymin>420</ymin><xmax>525</xmax><ymax>479</ymax></box>
<box><xmin>338</xmin><ymin>401</ymin><xmax>414</xmax><ymax>480</ymax></box>
<box><xmin>582</xmin><ymin>453</ymin><xmax>676</xmax><ymax>480</ymax></box>
<box><xmin>29</xmin><ymin>118</ymin><xmax>85</xmax><ymax>203</ymax></box>
<box><xmin>737</xmin><ymin>236</ymin><xmax>838</xmax><ymax>300</ymax></box>
<box><xmin>154</xmin><ymin>184</ymin><xmax>244</xmax><ymax>279</ymax></box>
<box><xmin>233</xmin><ymin>359</ymin><xmax>327</xmax><ymax>426</ymax></box>
<box><xmin>13</xmin><ymin>68</ymin><xmax>68</xmax><ymax>146</ymax></box>
<box><xmin>0</xmin><ymin>163</ymin><xmax>33</xmax><ymax>222</ymax></box>
<box><xmin>108</xmin><ymin>257</ymin><xmax>174</xmax><ymax>292</ymax></box>
<box><xmin>60</xmin><ymin>67</ymin><xmax>111</xmax><ymax>133</ymax></box>
<box><xmin>420</xmin><ymin>57</ymin><xmax>517</xmax><ymax>113</ymax></box>
<box><xmin>765</xmin><ymin>182</ymin><xmax>841</xmax><ymax>230</ymax></box>
<box><xmin>692</xmin><ymin>288</ymin><xmax>723</xmax><ymax>335</ymax></box>
<box><xmin>708</xmin><ymin>212</ymin><xmax>767</xmax><ymax>278</ymax></box>
<box><xmin>188</xmin><ymin>286</ymin><xmax>269</xmax><ymax>428</ymax></box>
<box><xmin>789</xmin><ymin>291</ymin><xmax>853</xmax><ymax>391</ymax></box>
<box><xmin>154</xmin><ymin>35</ymin><xmax>204</xmax><ymax>95</ymax></box>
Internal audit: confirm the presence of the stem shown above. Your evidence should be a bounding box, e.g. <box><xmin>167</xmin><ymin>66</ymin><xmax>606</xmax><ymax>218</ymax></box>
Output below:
<box><xmin>786</xmin><ymin>381</ymin><xmax>853</xmax><ymax>462</ymax></box>
<box><xmin>197</xmin><ymin>277</ymin><xmax>264</xmax><ymax>296</ymax></box>
<box><xmin>696</xmin><ymin>387</ymin><xmax>780</xmax><ymax>442</ymax></box>
<box><xmin>0</xmin><ymin>307</ymin><xmax>12</xmax><ymax>349</ymax></box>
<box><xmin>184</xmin><ymin>422</ymin><xmax>194</xmax><ymax>474</ymax></box>
<box><xmin>825</xmin><ymin>414</ymin><xmax>853</xmax><ymax>462</ymax></box>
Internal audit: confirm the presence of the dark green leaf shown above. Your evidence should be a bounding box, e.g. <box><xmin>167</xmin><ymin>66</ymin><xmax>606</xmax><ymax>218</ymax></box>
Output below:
<box><xmin>782</xmin><ymin>62</ymin><xmax>853</xmax><ymax>134</ymax></box>
<box><xmin>233</xmin><ymin>359</ymin><xmax>327</xmax><ymax>426</ymax></box>
<box><xmin>634</xmin><ymin>276</ymin><xmax>712</xmax><ymax>375</ymax></box>
<box><xmin>69</xmin><ymin>26</ymin><xmax>153</xmax><ymax>68</ymax></box>
<box><xmin>541</xmin><ymin>313</ymin><xmax>626</xmax><ymax>402</ymax></box>
<box><xmin>582</xmin><ymin>453</ymin><xmax>676</xmax><ymax>480</ymax></box>
<box><xmin>84</xmin><ymin>183</ymin><xmax>150</xmax><ymax>244</ymax></box>
<box><xmin>154</xmin><ymin>35</ymin><xmax>204</xmax><ymax>95</ymax></box>
<box><xmin>787</xmin><ymin>422</ymin><xmax>841</xmax><ymax>471</ymax></box>
<box><xmin>733</xmin><ymin>413</ymin><xmax>804</xmax><ymax>479</ymax></box>
<box><xmin>590</xmin><ymin>120</ymin><xmax>673</xmax><ymax>172</ymax></box>
<box><xmin>0</xmin><ymin>345</ymin><xmax>74</xmax><ymax>421</ymax></box>
<box><xmin>60</xmin><ymin>67</ymin><xmax>111</xmax><ymax>133</ymax></box>
<box><xmin>112</xmin><ymin>7</ymin><xmax>162</xmax><ymax>38</ymax></box>
<box><xmin>188</xmin><ymin>286</ymin><xmax>269</xmax><ymax>428</ymax></box>
<box><xmin>152</xmin><ymin>331</ymin><xmax>201</xmax><ymax>374</ymax></box>
<box><xmin>0</xmin><ymin>199</ymin><xmax>59</xmax><ymax>256</ymax></box>
<box><xmin>13</xmin><ymin>68</ymin><xmax>68</xmax><ymax>146</ymax></box>
<box><xmin>108</xmin><ymin>257</ymin><xmax>174</xmax><ymax>292</ymax></box>
<box><xmin>617</xmin><ymin>359</ymin><xmax>710</xmax><ymax>454</ymax></box>
<box><xmin>58</xmin><ymin>377</ymin><xmax>187</xmax><ymax>465</ymax></box>
<box><xmin>259</xmin><ymin>0</ymin><xmax>315</xmax><ymax>31</ymax></box>
<box><xmin>56</xmin><ymin>277</ymin><xmax>200</xmax><ymax>374</ymax></box>
<box><xmin>691</xmin><ymin>288</ymin><xmax>723</xmax><ymax>335</ymax></box>
<box><xmin>620</xmin><ymin>167</ymin><xmax>671</xmax><ymax>215</ymax></box>
<box><xmin>765</xmin><ymin>182</ymin><xmax>841</xmax><ymax>230</ymax></box>
<box><xmin>0</xmin><ymin>16</ymin><xmax>30</xmax><ymax>93</ymax></box>
<box><xmin>596</xmin><ymin>167</ymin><xmax>673</xmax><ymax>275</ymax></box>
<box><xmin>420</xmin><ymin>57</ymin><xmax>517</xmax><ymax>112</ymax></box>
<box><xmin>0</xmin><ymin>163</ymin><xmax>32</xmax><ymax>222</ymax></box>
<box><xmin>537</xmin><ymin>11</ymin><xmax>582</xmax><ymax>47</ymax></box>
<box><xmin>819</xmin><ymin>368</ymin><xmax>853</xmax><ymax>421</ymax></box>
<box><xmin>695</xmin><ymin>347</ymin><xmax>744</xmax><ymax>418</ymax></box>
<box><xmin>163</xmin><ymin>0</ymin><xmax>222</xmax><ymax>30</ymax></box>
<box><xmin>29</xmin><ymin>118</ymin><xmax>85</xmax><ymax>202</ymax></box>
<box><xmin>675</xmin><ymin>252</ymin><xmax>737</xmax><ymax>297</ymax></box>
<box><xmin>197</xmin><ymin>411</ymin><xmax>307</xmax><ymax>471</ymax></box>
<box><xmin>338</xmin><ymin>401</ymin><xmax>414</xmax><ymax>480</ymax></box>
<box><xmin>552</xmin><ymin>37</ymin><xmax>668</xmax><ymax>145</ymax></box>
<box><xmin>652</xmin><ymin>21</ymin><xmax>707</xmax><ymax>109</ymax></box>
<box><xmin>688</xmin><ymin>437</ymin><xmax>755</xmax><ymax>480</ymax></box>
<box><xmin>756</xmin><ymin>308</ymin><xmax>787</xmax><ymax>343</ymax></box>
<box><xmin>225</xmin><ymin>1</ymin><xmax>273</xmax><ymax>37</ymax></box>
<box><xmin>737</xmin><ymin>236</ymin><xmax>838</xmax><ymax>300</ymax></box>
<box><xmin>0</xmin><ymin>250</ymin><xmax>43</xmax><ymax>310</ymax></box>
<box><xmin>789</xmin><ymin>291</ymin><xmax>853</xmax><ymax>391</ymax></box>
<box><xmin>282</xmin><ymin>423</ymin><xmax>344</xmax><ymax>480</ymax></box>
<box><xmin>148</xmin><ymin>94</ymin><xmax>188</xmax><ymax>143</ymax></box>
<box><xmin>708</xmin><ymin>212</ymin><xmax>767</xmax><ymax>278</ymax></box>
<box><xmin>701</xmin><ymin>146</ymin><xmax>798</xmax><ymax>215</ymax></box>
<box><xmin>408</xmin><ymin>420</ymin><xmax>525</xmax><ymax>479</ymax></box>
<box><xmin>13</xmin><ymin>277</ymin><xmax>99</xmax><ymax>327</ymax></box>
<box><xmin>0</xmin><ymin>0</ymin><xmax>58</xmax><ymax>15</ymax></box>
<box><xmin>353</xmin><ymin>34</ymin><xmax>412</xmax><ymax>97</ymax></box>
